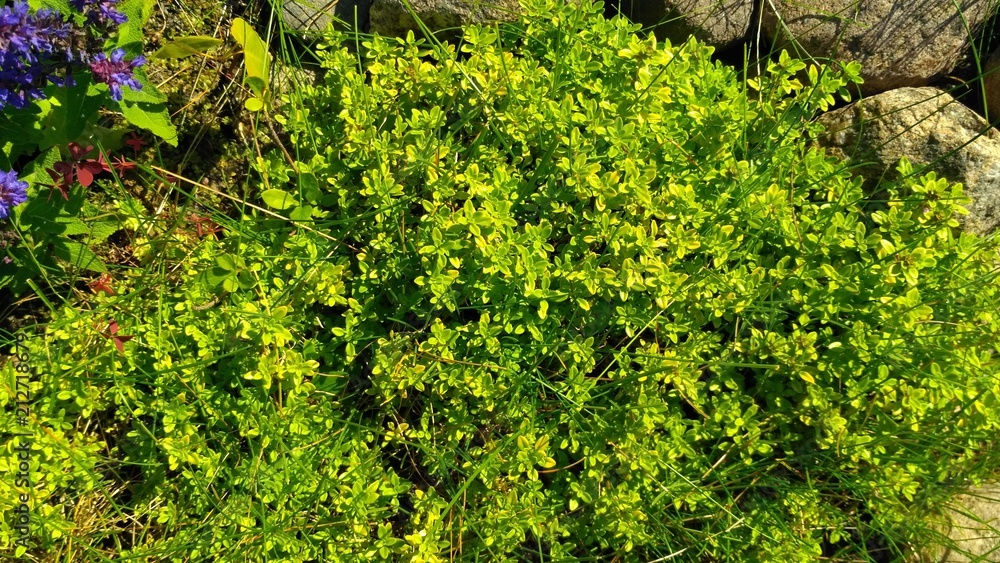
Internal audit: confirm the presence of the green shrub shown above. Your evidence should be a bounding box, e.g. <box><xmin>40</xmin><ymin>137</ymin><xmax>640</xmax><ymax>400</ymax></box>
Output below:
<box><xmin>4</xmin><ymin>0</ymin><xmax>1000</xmax><ymax>560</ymax></box>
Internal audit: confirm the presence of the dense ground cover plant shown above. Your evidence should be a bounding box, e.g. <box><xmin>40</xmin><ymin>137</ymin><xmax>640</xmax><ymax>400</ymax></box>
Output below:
<box><xmin>2</xmin><ymin>0</ymin><xmax>1000</xmax><ymax>560</ymax></box>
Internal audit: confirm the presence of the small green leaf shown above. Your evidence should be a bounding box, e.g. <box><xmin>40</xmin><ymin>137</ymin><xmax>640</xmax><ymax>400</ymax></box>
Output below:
<box><xmin>216</xmin><ymin>254</ymin><xmax>237</xmax><ymax>271</ymax></box>
<box><xmin>244</xmin><ymin>97</ymin><xmax>264</xmax><ymax>112</ymax></box>
<box><xmin>298</xmin><ymin>172</ymin><xmax>321</xmax><ymax>203</ymax></box>
<box><xmin>152</xmin><ymin>36</ymin><xmax>224</xmax><ymax>59</ymax></box>
<box><xmin>57</xmin><ymin>218</ymin><xmax>90</xmax><ymax>236</ymax></box>
<box><xmin>19</xmin><ymin>146</ymin><xmax>62</xmax><ymax>186</ymax></box>
<box><xmin>196</xmin><ymin>266</ymin><xmax>232</xmax><ymax>288</ymax></box>
<box><xmin>535</xmin><ymin>435</ymin><xmax>550</xmax><ymax>452</ymax></box>
<box><xmin>244</xmin><ymin>77</ymin><xmax>267</xmax><ymax>99</ymax></box>
<box><xmin>0</xmin><ymin>105</ymin><xmax>43</xmax><ymax>160</ymax></box>
<box><xmin>33</xmin><ymin>1</ymin><xmax>74</xmax><ymax>17</ymax></box>
<box><xmin>289</xmin><ymin>205</ymin><xmax>314</xmax><ymax>221</ymax></box>
<box><xmin>81</xmin><ymin>124</ymin><xmax>129</xmax><ymax>152</ymax></box>
<box><xmin>86</xmin><ymin>220</ymin><xmax>121</xmax><ymax>244</ymax></box>
<box><xmin>261</xmin><ymin>189</ymin><xmax>298</xmax><ymax>210</ymax></box>
<box><xmin>236</xmin><ymin>270</ymin><xmax>257</xmax><ymax>290</ymax></box>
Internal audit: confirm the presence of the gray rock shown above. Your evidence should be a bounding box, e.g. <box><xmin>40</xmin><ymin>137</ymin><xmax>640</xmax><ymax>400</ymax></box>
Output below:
<box><xmin>817</xmin><ymin>86</ymin><xmax>1000</xmax><ymax>236</ymax></box>
<box><xmin>281</xmin><ymin>0</ymin><xmax>372</xmax><ymax>34</ymax></box>
<box><xmin>908</xmin><ymin>484</ymin><xmax>1000</xmax><ymax>562</ymax></box>
<box><xmin>368</xmin><ymin>0</ymin><xmax>521</xmax><ymax>39</ymax></box>
<box><xmin>623</xmin><ymin>1</ymin><xmax>753</xmax><ymax>49</ymax></box>
<box><xmin>985</xmin><ymin>48</ymin><xmax>1000</xmax><ymax>125</ymax></box>
<box><xmin>273</xmin><ymin>62</ymin><xmax>320</xmax><ymax>96</ymax></box>
<box><xmin>763</xmin><ymin>1</ymin><xmax>996</xmax><ymax>95</ymax></box>
<box><xmin>283</xmin><ymin>0</ymin><xmax>336</xmax><ymax>32</ymax></box>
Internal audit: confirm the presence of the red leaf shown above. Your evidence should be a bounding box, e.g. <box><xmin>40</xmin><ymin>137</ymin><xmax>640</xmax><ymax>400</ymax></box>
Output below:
<box><xmin>80</xmin><ymin>160</ymin><xmax>105</xmax><ymax>175</ymax></box>
<box><xmin>89</xmin><ymin>274</ymin><xmax>115</xmax><ymax>296</ymax></box>
<box><xmin>113</xmin><ymin>335</ymin><xmax>134</xmax><ymax>353</ymax></box>
<box><xmin>111</xmin><ymin>155</ymin><xmax>136</xmax><ymax>175</ymax></box>
<box><xmin>76</xmin><ymin>166</ymin><xmax>94</xmax><ymax>187</ymax></box>
<box><xmin>44</xmin><ymin>166</ymin><xmax>71</xmax><ymax>201</ymax></box>
<box><xmin>99</xmin><ymin>320</ymin><xmax>133</xmax><ymax>354</ymax></box>
<box><xmin>96</xmin><ymin>152</ymin><xmax>112</xmax><ymax>173</ymax></box>
<box><xmin>125</xmin><ymin>132</ymin><xmax>147</xmax><ymax>155</ymax></box>
<box><xmin>51</xmin><ymin>162</ymin><xmax>74</xmax><ymax>185</ymax></box>
<box><xmin>68</xmin><ymin>143</ymin><xmax>94</xmax><ymax>161</ymax></box>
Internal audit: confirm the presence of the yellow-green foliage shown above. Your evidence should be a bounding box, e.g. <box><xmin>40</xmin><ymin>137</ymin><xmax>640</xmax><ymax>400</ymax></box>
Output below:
<box><xmin>3</xmin><ymin>0</ymin><xmax>1000</xmax><ymax>560</ymax></box>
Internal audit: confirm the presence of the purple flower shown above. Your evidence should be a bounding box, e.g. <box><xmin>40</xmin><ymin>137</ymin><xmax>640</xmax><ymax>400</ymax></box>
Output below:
<box><xmin>1</xmin><ymin>0</ymin><xmax>138</xmax><ymax>109</ymax></box>
<box><xmin>0</xmin><ymin>3</ymin><xmax>69</xmax><ymax>63</ymax></box>
<box><xmin>88</xmin><ymin>48</ymin><xmax>143</xmax><ymax>101</ymax></box>
<box><xmin>70</xmin><ymin>0</ymin><xmax>127</xmax><ymax>27</ymax></box>
<box><xmin>0</xmin><ymin>170</ymin><xmax>29</xmax><ymax>220</ymax></box>
<box><xmin>0</xmin><ymin>1</ymin><xmax>71</xmax><ymax>109</ymax></box>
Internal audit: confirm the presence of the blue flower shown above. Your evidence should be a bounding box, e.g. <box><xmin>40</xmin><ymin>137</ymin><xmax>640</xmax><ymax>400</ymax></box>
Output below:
<box><xmin>0</xmin><ymin>170</ymin><xmax>29</xmax><ymax>220</ymax></box>
<box><xmin>0</xmin><ymin>0</ymin><xmax>138</xmax><ymax>109</ymax></box>
<box><xmin>0</xmin><ymin>0</ymin><xmax>71</xmax><ymax>109</ymax></box>
<box><xmin>0</xmin><ymin>2</ymin><xmax>69</xmax><ymax>64</ymax></box>
<box><xmin>70</xmin><ymin>0</ymin><xmax>128</xmax><ymax>27</ymax></box>
<box><xmin>88</xmin><ymin>48</ymin><xmax>144</xmax><ymax>101</ymax></box>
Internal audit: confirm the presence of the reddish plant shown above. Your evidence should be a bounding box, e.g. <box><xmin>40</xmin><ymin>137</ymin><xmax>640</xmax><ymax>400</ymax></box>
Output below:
<box><xmin>187</xmin><ymin>213</ymin><xmax>221</xmax><ymax>238</ymax></box>
<box><xmin>98</xmin><ymin>319</ymin><xmax>133</xmax><ymax>353</ymax></box>
<box><xmin>107</xmin><ymin>154</ymin><xmax>136</xmax><ymax>175</ymax></box>
<box><xmin>88</xmin><ymin>273</ymin><xmax>115</xmax><ymax>296</ymax></box>
<box><xmin>43</xmin><ymin>143</ymin><xmax>105</xmax><ymax>200</ymax></box>
<box><xmin>43</xmin><ymin>141</ymin><xmax>141</xmax><ymax>200</ymax></box>
<box><xmin>64</xmin><ymin>143</ymin><xmax>105</xmax><ymax>187</ymax></box>
<box><xmin>124</xmin><ymin>131</ymin><xmax>147</xmax><ymax>156</ymax></box>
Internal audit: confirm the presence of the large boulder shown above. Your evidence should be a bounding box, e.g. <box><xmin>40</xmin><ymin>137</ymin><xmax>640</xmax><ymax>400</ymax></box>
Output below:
<box><xmin>622</xmin><ymin>0</ymin><xmax>753</xmax><ymax>49</ymax></box>
<box><xmin>763</xmin><ymin>1</ymin><xmax>996</xmax><ymax>95</ymax></box>
<box><xmin>817</xmin><ymin>87</ymin><xmax>1000</xmax><ymax>236</ymax></box>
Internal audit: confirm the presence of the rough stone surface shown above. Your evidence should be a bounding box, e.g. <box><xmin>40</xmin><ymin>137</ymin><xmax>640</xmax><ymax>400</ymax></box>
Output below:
<box><xmin>281</xmin><ymin>0</ymin><xmax>372</xmax><ymax>34</ymax></box>
<box><xmin>623</xmin><ymin>0</ymin><xmax>753</xmax><ymax>48</ymax></box>
<box><xmin>763</xmin><ymin>1</ymin><xmax>995</xmax><ymax>95</ymax></box>
<box><xmin>817</xmin><ymin>87</ymin><xmax>1000</xmax><ymax>236</ymax></box>
<box><xmin>369</xmin><ymin>0</ymin><xmax>521</xmax><ymax>39</ymax></box>
<box><xmin>985</xmin><ymin>48</ymin><xmax>1000</xmax><ymax>125</ymax></box>
<box><xmin>273</xmin><ymin>62</ymin><xmax>320</xmax><ymax>96</ymax></box>
<box><xmin>908</xmin><ymin>485</ymin><xmax>1000</xmax><ymax>562</ymax></box>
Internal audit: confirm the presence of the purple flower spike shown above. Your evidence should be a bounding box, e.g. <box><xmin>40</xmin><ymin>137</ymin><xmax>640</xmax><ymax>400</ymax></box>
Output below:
<box><xmin>0</xmin><ymin>2</ymin><xmax>69</xmax><ymax>61</ymax></box>
<box><xmin>0</xmin><ymin>1</ymin><xmax>71</xmax><ymax>108</ymax></box>
<box><xmin>0</xmin><ymin>170</ymin><xmax>29</xmax><ymax>220</ymax></box>
<box><xmin>88</xmin><ymin>48</ymin><xmax>144</xmax><ymax>101</ymax></box>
